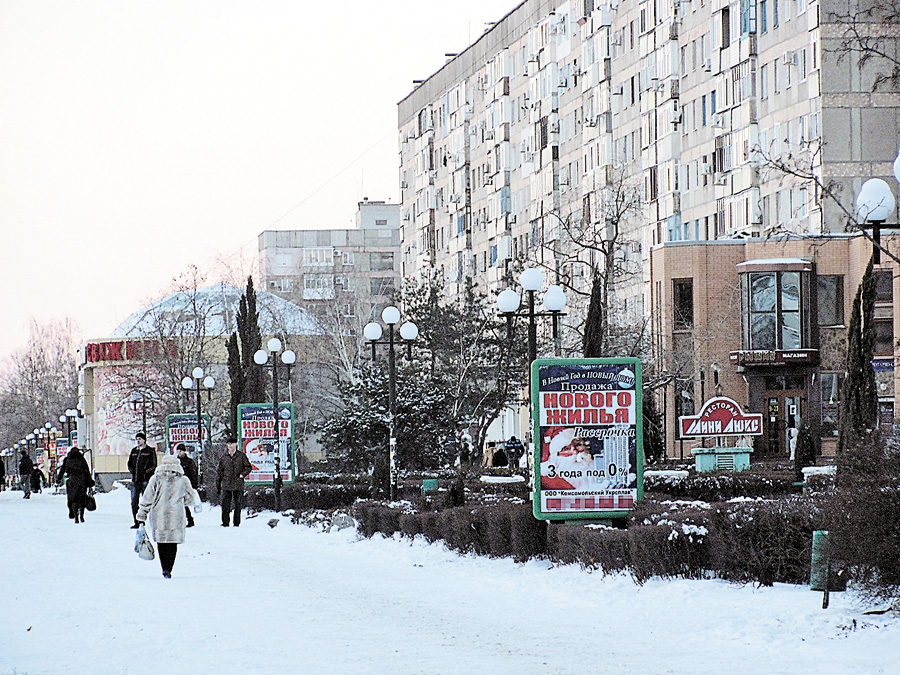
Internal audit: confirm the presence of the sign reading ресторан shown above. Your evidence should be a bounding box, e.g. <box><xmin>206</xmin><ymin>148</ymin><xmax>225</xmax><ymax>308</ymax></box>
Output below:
<box><xmin>679</xmin><ymin>397</ymin><xmax>763</xmax><ymax>438</ymax></box>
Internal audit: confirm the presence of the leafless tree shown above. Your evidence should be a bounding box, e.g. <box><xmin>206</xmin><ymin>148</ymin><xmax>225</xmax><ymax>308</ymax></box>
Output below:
<box><xmin>0</xmin><ymin>318</ymin><xmax>81</xmax><ymax>449</ymax></box>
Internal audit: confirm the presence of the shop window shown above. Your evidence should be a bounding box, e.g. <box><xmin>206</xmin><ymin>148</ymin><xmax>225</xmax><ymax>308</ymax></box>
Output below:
<box><xmin>817</xmin><ymin>275</ymin><xmax>844</xmax><ymax>326</ymax></box>
<box><xmin>741</xmin><ymin>269</ymin><xmax>810</xmax><ymax>350</ymax></box>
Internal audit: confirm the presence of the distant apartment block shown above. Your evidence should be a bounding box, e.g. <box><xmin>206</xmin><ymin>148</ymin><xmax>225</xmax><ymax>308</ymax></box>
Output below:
<box><xmin>258</xmin><ymin>200</ymin><xmax>401</xmax><ymax>323</ymax></box>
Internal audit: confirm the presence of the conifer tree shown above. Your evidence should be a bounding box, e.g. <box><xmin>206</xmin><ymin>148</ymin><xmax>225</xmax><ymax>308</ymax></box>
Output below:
<box><xmin>226</xmin><ymin>277</ymin><xmax>266</xmax><ymax>435</ymax></box>
<box><xmin>838</xmin><ymin>255</ymin><xmax>878</xmax><ymax>458</ymax></box>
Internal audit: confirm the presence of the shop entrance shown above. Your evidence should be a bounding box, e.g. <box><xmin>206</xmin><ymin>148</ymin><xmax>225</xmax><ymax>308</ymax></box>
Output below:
<box><xmin>763</xmin><ymin>375</ymin><xmax>806</xmax><ymax>457</ymax></box>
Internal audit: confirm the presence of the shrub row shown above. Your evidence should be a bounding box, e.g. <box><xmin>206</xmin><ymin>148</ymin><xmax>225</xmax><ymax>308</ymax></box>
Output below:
<box><xmin>241</xmin><ymin>481</ymin><xmax>371</xmax><ymax>513</ymax></box>
<box><xmin>353</xmin><ymin>496</ymin><xmax>825</xmax><ymax>586</ymax></box>
<box><xmin>644</xmin><ymin>471</ymin><xmax>800</xmax><ymax>502</ymax></box>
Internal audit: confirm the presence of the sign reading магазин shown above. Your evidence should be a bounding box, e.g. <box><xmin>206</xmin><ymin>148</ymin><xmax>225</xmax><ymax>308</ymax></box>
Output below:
<box><xmin>679</xmin><ymin>397</ymin><xmax>763</xmax><ymax>438</ymax></box>
<box><xmin>532</xmin><ymin>358</ymin><xmax>644</xmax><ymax>521</ymax></box>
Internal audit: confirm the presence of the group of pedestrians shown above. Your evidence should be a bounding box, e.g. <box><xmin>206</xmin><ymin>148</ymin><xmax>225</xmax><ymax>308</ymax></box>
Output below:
<box><xmin>129</xmin><ymin>433</ymin><xmax>252</xmax><ymax>578</ymax></box>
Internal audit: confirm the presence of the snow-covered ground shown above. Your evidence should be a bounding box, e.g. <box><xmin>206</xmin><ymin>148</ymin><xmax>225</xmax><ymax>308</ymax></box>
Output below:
<box><xmin>1</xmin><ymin>484</ymin><xmax>898</xmax><ymax>675</ymax></box>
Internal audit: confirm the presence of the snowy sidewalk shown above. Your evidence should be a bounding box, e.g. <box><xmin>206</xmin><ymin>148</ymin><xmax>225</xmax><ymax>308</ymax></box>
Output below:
<box><xmin>1</xmin><ymin>485</ymin><xmax>898</xmax><ymax>675</ymax></box>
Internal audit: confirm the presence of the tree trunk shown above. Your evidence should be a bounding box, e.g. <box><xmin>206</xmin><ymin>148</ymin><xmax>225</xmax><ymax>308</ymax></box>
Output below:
<box><xmin>583</xmin><ymin>273</ymin><xmax>605</xmax><ymax>358</ymax></box>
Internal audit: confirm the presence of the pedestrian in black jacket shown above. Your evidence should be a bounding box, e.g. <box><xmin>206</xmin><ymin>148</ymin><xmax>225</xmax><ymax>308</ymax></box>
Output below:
<box><xmin>58</xmin><ymin>448</ymin><xmax>94</xmax><ymax>523</ymax></box>
<box><xmin>30</xmin><ymin>465</ymin><xmax>46</xmax><ymax>493</ymax></box>
<box><xmin>217</xmin><ymin>437</ymin><xmax>252</xmax><ymax>527</ymax></box>
<box><xmin>127</xmin><ymin>432</ymin><xmax>157</xmax><ymax>528</ymax></box>
<box><xmin>176</xmin><ymin>443</ymin><xmax>199</xmax><ymax>527</ymax></box>
<box><xmin>18</xmin><ymin>450</ymin><xmax>34</xmax><ymax>499</ymax></box>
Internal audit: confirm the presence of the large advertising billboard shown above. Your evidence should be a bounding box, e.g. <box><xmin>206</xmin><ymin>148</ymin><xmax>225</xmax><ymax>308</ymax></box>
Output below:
<box><xmin>237</xmin><ymin>403</ymin><xmax>295</xmax><ymax>485</ymax></box>
<box><xmin>165</xmin><ymin>413</ymin><xmax>211</xmax><ymax>455</ymax></box>
<box><xmin>532</xmin><ymin>358</ymin><xmax>643</xmax><ymax>521</ymax></box>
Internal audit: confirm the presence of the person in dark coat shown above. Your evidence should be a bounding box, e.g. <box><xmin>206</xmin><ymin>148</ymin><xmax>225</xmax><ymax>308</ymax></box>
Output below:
<box><xmin>0</xmin><ymin>458</ymin><xmax>6</xmax><ymax>491</ymax></box>
<box><xmin>30</xmin><ymin>465</ymin><xmax>47</xmax><ymax>493</ymax></box>
<box><xmin>176</xmin><ymin>443</ymin><xmax>199</xmax><ymax>527</ymax></box>
<box><xmin>127</xmin><ymin>432</ymin><xmax>157</xmax><ymax>529</ymax></box>
<box><xmin>18</xmin><ymin>450</ymin><xmax>34</xmax><ymax>499</ymax></box>
<box><xmin>506</xmin><ymin>436</ymin><xmax>525</xmax><ymax>469</ymax></box>
<box><xmin>216</xmin><ymin>437</ymin><xmax>252</xmax><ymax>527</ymax></box>
<box><xmin>58</xmin><ymin>447</ymin><xmax>94</xmax><ymax>523</ymax></box>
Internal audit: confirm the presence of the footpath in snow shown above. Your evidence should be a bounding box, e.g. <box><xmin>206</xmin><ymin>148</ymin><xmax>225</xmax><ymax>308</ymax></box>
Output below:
<box><xmin>1</xmin><ymin>484</ymin><xmax>898</xmax><ymax>675</ymax></box>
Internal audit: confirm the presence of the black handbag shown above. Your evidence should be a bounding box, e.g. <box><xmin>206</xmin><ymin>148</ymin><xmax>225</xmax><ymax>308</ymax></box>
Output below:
<box><xmin>85</xmin><ymin>489</ymin><xmax>97</xmax><ymax>512</ymax></box>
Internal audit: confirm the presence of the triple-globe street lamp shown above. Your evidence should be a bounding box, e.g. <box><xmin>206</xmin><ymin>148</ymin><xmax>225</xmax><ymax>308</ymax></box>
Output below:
<box><xmin>254</xmin><ymin>338</ymin><xmax>296</xmax><ymax>512</ymax></box>
<box><xmin>182</xmin><ymin>367</ymin><xmax>215</xmax><ymax>482</ymax></box>
<box><xmin>364</xmin><ymin>306</ymin><xmax>419</xmax><ymax>501</ymax></box>
<box><xmin>496</xmin><ymin>267</ymin><xmax>568</xmax><ymax>368</ymax></box>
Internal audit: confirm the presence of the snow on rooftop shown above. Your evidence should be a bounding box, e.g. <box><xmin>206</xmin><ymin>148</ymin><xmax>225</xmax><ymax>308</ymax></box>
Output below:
<box><xmin>108</xmin><ymin>283</ymin><xmax>319</xmax><ymax>338</ymax></box>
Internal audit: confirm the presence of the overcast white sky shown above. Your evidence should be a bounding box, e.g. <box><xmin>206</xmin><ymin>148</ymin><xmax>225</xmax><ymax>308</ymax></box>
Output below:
<box><xmin>0</xmin><ymin>0</ymin><xmax>517</xmax><ymax>359</ymax></box>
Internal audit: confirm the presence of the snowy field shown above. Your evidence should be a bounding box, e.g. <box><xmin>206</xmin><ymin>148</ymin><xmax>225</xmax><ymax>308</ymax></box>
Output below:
<box><xmin>1</xmin><ymin>484</ymin><xmax>898</xmax><ymax>675</ymax></box>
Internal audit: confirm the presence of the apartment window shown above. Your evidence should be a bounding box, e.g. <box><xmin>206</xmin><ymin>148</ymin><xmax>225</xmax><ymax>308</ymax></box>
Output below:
<box><xmin>875</xmin><ymin>270</ymin><xmax>893</xmax><ymax>302</ymax></box>
<box><xmin>740</xmin><ymin>267</ymin><xmax>811</xmax><ymax>350</ymax></box>
<box><xmin>371</xmin><ymin>252</ymin><xmax>395</xmax><ymax>271</ymax></box>
<box><xmin>760</xmin><ymin>64</ymin><xmax>769</xmax><ymax>99</ymax></box>
<box><xmin>375</xmin><ymin>219</ymin><xmax>388</xmax><ymax>227</ymax></box>
<box><xmin>774</xmin><ymin>60</ymin><xmax>781</xmax><ymax>94</ymax></box>
<box><xmin>370</xmin><ymin>278</ymin><xmax>394</xmax><ymax>297</ymax></box>
<box><xmin>275</xmin><ymin>253</ymin><xmax>291</xmax><ymax>267</ymax></box>
<box><xmin>721</xmin><ymin>7</ymin><xmax>731</xmax><ymax>48</ymax></box>
<box><xmin>673</xmin><ymin>279</ymin><xmax>694</xmax><ymax>329</ymax></box>
<box><xmin>875</xmin><ymin>317</ymin><xmax>894</xmax><ymax>356</ymax></box>
<box><xmin>302</xmin><ymin>247</ymin><xmax>334</xmax><ymax>266</ymax></box>
<box><xmin>303</xmin><ymin>274</ymin><xmax>334</xmax><ymax>300</ymax></box>
<box><xmin>821</xmin><ymin>372</ymin><xmax>842</xmax><ymax>436</ymax></box>
<box><xmin>342</xmin><ymin>250</ymin><xmax>356</xmax><ymax>266</ymax></box>
<box><xmin>817</xmin><ymin>275</ymin><xmax>844</xmax><ymax>326</ymax></box>
<box><xmin>773</xmin><ymin>0</ymin><xmax>779</xmax><ymax>27</ymax></box>
<box><xmin>760</xmin><ymin>0</ymin><xmax>768</xmax><ymax>33</ymax></box>
<box><xmin>702</xmin><ymin>95</ymin><xmax>708</xmax><ymax>126</ymax></box>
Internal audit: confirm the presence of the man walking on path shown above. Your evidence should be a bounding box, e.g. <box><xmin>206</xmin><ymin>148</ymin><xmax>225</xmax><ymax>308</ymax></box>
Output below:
<box><xmin>127</xmin><ymin>432</ymin><xmax>157</xmax><ymax>528</ymax></box>
<box><xmin>177</xmin><ymin>443</ymin><xmax>199</xmax><ymax>527</ymax></box>
<box><xmin>217</xmin><ymin>437</ymin><xmax>252</xmax><ymax>527</ymax></box>
<box><xmin>18</xmin><ymin>449</ymin><xmax>34</xmax><ymax>499</ymax></box>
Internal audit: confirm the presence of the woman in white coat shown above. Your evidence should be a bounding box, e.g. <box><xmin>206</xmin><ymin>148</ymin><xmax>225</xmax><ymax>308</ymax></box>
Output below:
<box><xmin>137</xmin><ymin>454</ymin><xmax>199</xmax><ymax>578</ymax></box>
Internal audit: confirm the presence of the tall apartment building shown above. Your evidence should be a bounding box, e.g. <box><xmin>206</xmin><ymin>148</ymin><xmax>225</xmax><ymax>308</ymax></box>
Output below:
<box><xmin>398</xmin><ymin>0</ymin><xmax>900</xmax><ymax>456</ymax></box>
<box><xmin>258</xmin><ymin>199</ymin><xmax>402</xmax><ymax>323</ymax></box>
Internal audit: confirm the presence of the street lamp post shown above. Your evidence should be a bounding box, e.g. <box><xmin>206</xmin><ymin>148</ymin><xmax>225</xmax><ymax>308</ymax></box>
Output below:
<box><xmin>253</xmin><ymin>338</ymin><xmax>296</xmax><ymax>512</ymax></box>
<box><xmin>181</xmin><ymin>367</ymin><xmax>215</xmax><ymax>483</ymax></box>
<box><xmin>129</xmin><ymin>393</ymin><xmax>154</xmax><ymax>438</ymax></box>
<box><xmin>855</xmin><ymin>151</ymin><xmax>900</xmax><ymax>264</ymax></box>
<box><xmin>496</xmin><ymin>267</ymin><xmax>568</xmax><ymax>368</ymax></box>
<box><xmin>364</xmin><ymin>306</ymin><xmax>419</xmax><ymax>501</ymax></box>
<box><xmin>59</xmin><ymin>409</ymin><xmax>78</xmax><ymax>445</ymax></box>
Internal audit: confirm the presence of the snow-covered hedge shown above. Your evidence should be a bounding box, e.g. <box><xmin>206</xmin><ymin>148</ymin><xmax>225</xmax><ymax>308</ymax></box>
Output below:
<box><xmin>353</xmin><ymin>496</ymin><xmax>825</xmax><ymax>586</ymax></box>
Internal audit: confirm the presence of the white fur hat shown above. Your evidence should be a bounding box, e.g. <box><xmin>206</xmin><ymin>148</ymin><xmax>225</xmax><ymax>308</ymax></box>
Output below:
<box><xmin>162</xmin><ymin>454</ymin><xmax>180</xmax><ymax>464</ymax></box>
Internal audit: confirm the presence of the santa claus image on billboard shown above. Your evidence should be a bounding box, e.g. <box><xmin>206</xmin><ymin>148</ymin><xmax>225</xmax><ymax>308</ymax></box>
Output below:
<box><xmin>539</xmin><ymin>427</ymin><xmax>595</xmax><ymax>490</ymax></box>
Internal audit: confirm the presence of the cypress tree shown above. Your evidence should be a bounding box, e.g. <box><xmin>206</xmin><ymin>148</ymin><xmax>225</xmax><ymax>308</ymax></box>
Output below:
<box><xmin>837</xmin><ymin>255</ymin><xmax>878</xmax><ymax>458</ymax></box>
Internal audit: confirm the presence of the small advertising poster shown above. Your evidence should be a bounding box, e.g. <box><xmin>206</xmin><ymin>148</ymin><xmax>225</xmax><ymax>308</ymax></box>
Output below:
<box><xmin>532</xmin><ymin>358</ymin><xmax>643</xmax><ymax>521</ymax></box>
<box><xmin>238</xmin><ymin>403</ymin><xmax>294</xmax><ymax>485</ymax></box>
<box><xmin>165</xmin><ymin>414</ymin><xmax>211</xmax><ymax>456</ymax></box>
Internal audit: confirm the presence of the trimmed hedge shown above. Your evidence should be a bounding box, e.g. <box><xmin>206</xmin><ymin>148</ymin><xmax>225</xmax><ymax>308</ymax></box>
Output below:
<box><xmin>353</xmin><ymin>496</ymin><xmax>825</xmax><ymax>586</ymax></box>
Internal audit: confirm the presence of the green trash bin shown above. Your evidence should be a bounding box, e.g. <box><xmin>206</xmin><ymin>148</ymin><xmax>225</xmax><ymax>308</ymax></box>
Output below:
<box><xmin>810</xmin><ymin>530</ymin><xmax>846</xmax><ymax>592</ymax></box>
<box><xmin>421</xmin><ymin>479</ymin><xmax>439</xmax><ymax>496</ymax></box>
